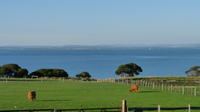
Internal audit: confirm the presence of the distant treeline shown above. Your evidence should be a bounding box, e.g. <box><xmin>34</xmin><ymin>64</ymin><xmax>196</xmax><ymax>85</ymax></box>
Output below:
<box><xmin>1</xmin><ymin>63</ymin><xmax>199</xmax><ymax>79</ymax></box>
<box><xmin>0</xmin><ymin>64</ymin><xmax>91</xmax><ymax>79</ymax></box>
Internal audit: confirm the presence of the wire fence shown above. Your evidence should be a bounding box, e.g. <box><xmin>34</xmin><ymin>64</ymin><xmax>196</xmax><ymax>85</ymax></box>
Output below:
<box><xmin>99</xmin><ymin>78</ymin><xmax>200</xmax><ymax>96</ymax></box>
<box><xmin>0</xmin><ymin>101</ymin><xmax>200</xmax><ymax>112</ymax></box>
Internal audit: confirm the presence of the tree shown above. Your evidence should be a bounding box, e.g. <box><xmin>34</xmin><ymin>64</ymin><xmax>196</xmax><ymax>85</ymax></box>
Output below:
<box><xmin>115</xmin><ymin>63</ymin><xmax>143</xmax><ymax>77</ymax></box>
<box><xmin>76</xmin><ymin>72</ymin><xmax>91</xmax><ymax>78</ymax></box>
<box><xmin>0</xmin><ymin>67</ymin><xmax>13</xmax><ymax>77</ymax></box>
<box><xmin>0</xmin><ymin>64</ymin><xmax>28</xmax><ymax>77</ymax></box>
<box><xmin>2</xmin><ymin>64</ymin><xmax>21</xmax><ymax>71</ymax></box>
<box><xmin>185</xmin><ymin>66</ymin><xmax>200</xmax><ymax>76</ymax></box>
<box><xmin>29</xmin><ymin>69</ymin><xmax>68</xmax><ymax>78</ymax></box>
<box><xmin>29</xmin><ymin>71</ymin><xmax>43</xmax><ymax>78</ymax></box>
<box><xmin>15</xmin><ymin>68</ymin><xmax>29</xmax><ymax>78</ymax></box>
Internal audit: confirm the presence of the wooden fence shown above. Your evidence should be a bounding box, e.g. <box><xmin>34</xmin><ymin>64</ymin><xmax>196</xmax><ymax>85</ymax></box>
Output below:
<box><xmin>100</xmin><ymin>78</ymin><xmax>199</xmax><ymax>96</ymax></box>
<box><xmin>0</xmin><ymin>100</ymin><xmax>200</xmax><ymax>112</ymax></box>
<box><xmin>0</xmin><ymin>107</ymin><xmax>121</xmax><ymax>112</ymax></box>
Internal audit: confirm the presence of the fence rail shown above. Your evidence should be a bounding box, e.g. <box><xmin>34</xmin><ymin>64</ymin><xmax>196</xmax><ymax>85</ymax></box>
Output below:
<box><xmin>1</xmin><ymin>105</ymin><xmax>200</xmax><ymax>112</ymax></box>
<box><xmin>0</xmin><ymin>107</ymin><xmax>121</xmax><ymax>112</ymax></box>
<box><xmin>129</xmin><ymin>106</ymin><xmax>200</xmax><ymax>111</ymax></box>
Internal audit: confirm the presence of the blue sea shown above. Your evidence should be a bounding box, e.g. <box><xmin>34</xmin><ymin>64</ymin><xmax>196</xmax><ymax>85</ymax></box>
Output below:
<box><xmin>0</xmin><ymin>47</ymin><xmax>200</xmax><ymax>79</ymax></box>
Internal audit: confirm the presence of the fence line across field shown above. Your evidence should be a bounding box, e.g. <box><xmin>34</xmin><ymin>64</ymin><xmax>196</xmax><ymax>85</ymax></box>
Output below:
<box><xmin>0</xmin><ymin>100</ymin><xmax>198</xmax><ymax>112</ymax></box>
<box><xmin>101</xmin><ymin>78</ymin><xmax>199</xmax><ymax>96</ymax></box>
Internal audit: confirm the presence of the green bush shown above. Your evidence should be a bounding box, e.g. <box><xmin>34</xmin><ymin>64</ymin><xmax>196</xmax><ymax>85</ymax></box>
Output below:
<box><xmin>29</xmin><ymin>69</ymin><xmax>68</xmax><ymax>78</ymax></box>
<box><xmin>0</xmin><ymin>64</ymin><xmax>28</xmax><ymax>78</ymax></box>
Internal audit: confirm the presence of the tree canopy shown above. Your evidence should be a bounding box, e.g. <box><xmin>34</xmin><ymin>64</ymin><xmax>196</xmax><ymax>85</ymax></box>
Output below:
<box><xmin>115</xmin><ymin>63</ymin><xmax>143</xmax><ymax>77</ymax></box>
<box><xmin>185</xmin><ymin>66</ymin><xmax>200</xmax><ymax>76</ymax></box>
<box><xmin>76</xmin><ymin>72</ymin><xmax>91</xmax><ymax>78</ymax></box>
<box><xmin>0</xmin><ymin>64</ymin><xmax>28</xmax><ymax>77</ymax></box>
<box><xmin>29</xmin><ymin>69</ymin><xmax>68</xmax><ymax>77</ymax></box>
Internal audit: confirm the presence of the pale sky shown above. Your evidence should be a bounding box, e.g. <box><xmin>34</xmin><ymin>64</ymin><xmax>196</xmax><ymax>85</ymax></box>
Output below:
<box><xmin>0</xmin><ymin>0</ymin><xmax>200</xmax><ymax>46</ymax></box>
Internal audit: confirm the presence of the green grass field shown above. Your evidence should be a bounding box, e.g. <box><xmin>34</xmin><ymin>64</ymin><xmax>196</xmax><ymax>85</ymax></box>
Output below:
<box><xmin>0</xmin><ymin>80</ymin><xmax>200</xmax><ymax>112</ymax></box>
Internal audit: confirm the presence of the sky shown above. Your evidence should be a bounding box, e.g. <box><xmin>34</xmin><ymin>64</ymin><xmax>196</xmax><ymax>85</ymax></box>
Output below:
<box><xmin>0</xmin><ymin>0</ymin><xmax>200</xmax><ymax>46</ymax></box>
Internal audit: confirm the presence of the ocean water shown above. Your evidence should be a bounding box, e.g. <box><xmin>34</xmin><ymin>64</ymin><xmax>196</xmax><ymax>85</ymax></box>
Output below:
<box><xmin>0</xmin><ymin>48</ymin><xmax>200</xmax><ymax>79</ymax></box>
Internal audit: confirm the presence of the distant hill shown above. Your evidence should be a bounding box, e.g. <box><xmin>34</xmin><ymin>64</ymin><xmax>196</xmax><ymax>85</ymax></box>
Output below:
<box><xmin>1</xmin><ymin>44</ymin><xmax>200</xmax><ymax>50</ymax></box>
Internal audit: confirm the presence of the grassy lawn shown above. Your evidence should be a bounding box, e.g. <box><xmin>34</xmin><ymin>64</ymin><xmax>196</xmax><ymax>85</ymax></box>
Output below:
<box><xmin>0</xmin><ymin>80</ymin><xmax>200</xmax><ymax>112</ymax></box>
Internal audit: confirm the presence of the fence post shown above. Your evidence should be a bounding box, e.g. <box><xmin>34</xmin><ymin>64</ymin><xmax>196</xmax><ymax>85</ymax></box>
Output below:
<box><xmin>171</xmin><ymin>85</ymin><xmax>173</xmax><ymax>92</ymax></box>
<box><xmin>188</xmin><ymin>104</ymin><xmax>191</xmax><ymax>112</ymax></box>
<box><xmin>54</xmin><ymin>109</ymin><xmax>57</xmax><ymax>112</ymax></box>
<box><xmin>143</xmin><ymin>80</ymin><xmax>145</xmax><ymax>87</ymax></box>
<box><xmin>167</xmin><ymin>85</ymin><xmax>169</xmax><ymax>91</ymax></box>
<box><xmin>122</xmin><ymin>100</ymin><xmax>127</xmax><ymax>112</ymax></box>
<box><xmin>182</xmin><ymin>86</ymin><xmax>184</xmax><ymax>95</ymax></box>
<box><xmin>146</xmin><ymin>81</ymin><xmax>148</xmax><ymax>87</ymax></box>
<box><xmin>148</xmin><ymin>82</ymin><xmax>150</xmax><ymax>87</ymax></box>
<box><xmin>194</xmin><ymin>87</ymin><xmax>197</xmax><ymax>96</ymax></box>
<box><xmin>153</xmin><ymin>83</ymin><xmax>155</xmax><ymax>89</ymax></box>
<box><xmin>158</xmin><ymin>105</ymin><xmax>160</xmax><ymax>112</ymax></box>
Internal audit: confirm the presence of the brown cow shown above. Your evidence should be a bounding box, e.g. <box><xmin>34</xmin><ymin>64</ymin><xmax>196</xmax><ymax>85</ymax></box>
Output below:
<box><xmin>27</xmin><ymin>91</ymin><xmax>36</xmax><ymax>101</ymax></box>
<box><xmin>129</xmin><ymin>85</ymin><xmax>139</xmax><ymax>93</ymax></box>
